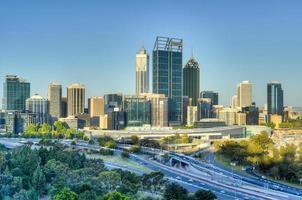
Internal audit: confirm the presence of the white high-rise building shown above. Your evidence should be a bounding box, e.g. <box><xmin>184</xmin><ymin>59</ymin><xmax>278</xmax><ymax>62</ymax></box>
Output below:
<box><xmin>237</xmin><ymin>81</ymin><xmax>252</xmax><ymax>108</ymax></box>
<box><xmin>26</xmin><ymin>94</ymin><xmax>48</xmax><ymax>114</ymax></box>
<box><xmin>48</xmin><ymin>83</ymin><xmax>62</xmax><ymax>118</ymax></box>
<box><xmin>136</xmin><ymin>47</ymin><xmax>149</xmax><ymax>95</ymax></box>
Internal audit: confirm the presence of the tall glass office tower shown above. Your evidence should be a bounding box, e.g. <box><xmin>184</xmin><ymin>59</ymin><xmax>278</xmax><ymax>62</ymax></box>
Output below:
<box><xmin>153</xmin><ymin>37</ymin><xmax>183</xmax><ymax>125</ymax></box>
<box><xmin>3</xmin><ymin>75</ymin><xmax>30</xmax><ymax>111</ymax></box>
<box><xmin>183</xmin><ymin>57</ymin><xmax>200</xmax><ymax>106</ymax></box>
<box><xmin>267</xmin><ymin>81</ymin><xmax>284</xmax><ymax>115</ymax></box>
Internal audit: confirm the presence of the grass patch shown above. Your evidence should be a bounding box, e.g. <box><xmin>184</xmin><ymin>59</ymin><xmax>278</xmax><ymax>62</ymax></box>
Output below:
<box><xmin>214</xmin><ymin>154</ymin><xmax>250</xmax><ymax>176</ymax></box>
<box><xmin>86</xmin><ymin>153</ymin><xmax>153</xmax><ymax>173</ymax></box>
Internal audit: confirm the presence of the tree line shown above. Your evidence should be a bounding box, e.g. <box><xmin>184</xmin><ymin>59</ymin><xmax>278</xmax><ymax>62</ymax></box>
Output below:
<box><xmin>214</xmin><ymin>132</ymin><xmax>302</xmax><ymax>184</ymax></box>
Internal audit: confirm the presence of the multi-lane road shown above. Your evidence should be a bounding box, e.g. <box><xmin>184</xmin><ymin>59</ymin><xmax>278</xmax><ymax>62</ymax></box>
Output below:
<box><xmin>0</xmin><ymin>138</ymin><xmax>301</xmax><ymax>200</ymax></box>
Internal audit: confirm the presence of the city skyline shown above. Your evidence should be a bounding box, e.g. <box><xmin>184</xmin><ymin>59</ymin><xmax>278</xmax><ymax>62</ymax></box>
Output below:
<box><xmin>1</xmin><ymin>1</ymin><xmax>302</xmax><ymax>106</ymax></box>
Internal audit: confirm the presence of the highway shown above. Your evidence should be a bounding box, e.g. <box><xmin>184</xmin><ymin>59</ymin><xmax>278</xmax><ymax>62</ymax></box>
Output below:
<box><xmin>0</xmin><ymin>138</ymin><xmax>301</xmax><ymax>200</ymax></box>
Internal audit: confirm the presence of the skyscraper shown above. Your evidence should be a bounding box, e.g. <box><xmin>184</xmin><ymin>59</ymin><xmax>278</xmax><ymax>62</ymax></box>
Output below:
<box><xmin>136</xmin><ymin>47</ymin><xmax>149</xmax><ymax>95</ymax></box>
<box><xmin>26</xmin><ymin>94</ymin><xmax>49</xmax><ymax>123</ymax></box>
<box><xmin>267</xmin><ymin>81</ymin><xmax>284</xmax><ymax>115</ymax></box>
<box><xmin>183</xmin><ymin>56</ymin><xmax>200</xmax><ymax>106</ymax></box>
<box><xmin>88</xmin><ymin>96</ymin><xmax>104</xmax><ymax>117</ymax></box>
<box><xmin>26</xmin><ymin>94</ymin><xmax>48</xmax><ymax>114</ymax></box>
<box><xmin>237</xmin><ymin>81</ymin><xmax>252</xmax><ymax>108</ymax></box>
<box><xmin>153</xmin><ymin>36</ymin><xmax>183</xmax><ymax>125</ymax></box>
<box><xmin>3</xmin><ymin>75</ymin><xmax>30</xmax><ymax>111</ymax></box>
<box><xmin>48</xmin><ymin>83</ymin><xmax>62</xmax><ymax>118</ymax></box>
<box><xmin>67</xmin><ymin>83</ymin><xmax>85</xmax><ymax>116</ymax></box>
<box><xmin>200</xmin><ymin>91</ymin><xmax>219</xmax><ymax>105</ymax></box>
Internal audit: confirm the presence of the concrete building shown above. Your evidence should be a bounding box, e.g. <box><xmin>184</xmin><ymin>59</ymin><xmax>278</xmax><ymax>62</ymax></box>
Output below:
<box><xmin>200</xmin><ymin>91</ymin><xmax>218</xmax><ymax>105</ymax></box>
<box><xmin>48</xmin><ymin>83</ymin><xmax>62</xmax><ymax>119</ymax></box>
<box><xmin>231</xmin><ymin>95</ymin><xmax>238</xmax><ymax>109</ymax></box>
<box><xmin>236</xmin><ymin>112</ymin><xmax>247</xmax><ymax>125</ymax></box>
<box><xmin>140</xmin><ymin>93</ymin><xmax>168</xmax><ymax>127</ymax></box>
<box><xmin>61</xmin><ymin>97</ymin><xmax>67</xmax><ymax>118</ymax></box>
<box><xmin>104</xmin><ymin>93</ymin><xmax>123</xmax><ymax>113</ymax></box>
<box><xmin>153</xmin><ymin>36</ymin><xmax>183</xmax><ymax>125</ymax></box>
<box><xmin>67</xmin><ymin>83</ymin><xmax>85</xmax><ymax>116</ymax></box>
<box><xmin>197</xmin><ymin>98</ymin><xmax>212</xmax><ymax>120</ymax></box>
<box><xmin>187</xmin><ymin>106</ymin><xmax>198</xmax><ymax>126</ymax></box>
<box><xmin>183</xmin><ymin>57</ymin><xmax>200</xmax><ymax>106</ymax></box>
<box><xmin>88</xmin><ymin>96</ymin><xmax>104</xmax><ymax>117</ymax></box>
<box><xmin>3</xmin><ymin>75</ymin><xmax>30</xmax><ymax>111</ymax></box>
<box><xmin>136</xmin><ymin>47</ymin><xmax>149</xmax><ymax>95</ymax></box>
<box><xmin>194</xmin><ymin>119</ymin><xmax>226</xmax><ymax>128</ymax></box>
<box><xmin>242</xmin><ymin>102</ymin><xmax>259</xmax><ymax>125</ymax></box>
<box><xmin>59</xmin><ymin>116</ymin><xmax>78</xmax><ymax>129</ymax></box>
<box><xmin>182</xmin><ymin>96</ymin><xmax>191</xmax><ymax>124</ymax></box>
<box><xmin>107</xmin><ymin>108</ymin><xmax>126</xmax><ymax>130</ymax></box>
<box><xmin>237</xmin><ymin>81</ymin><xmax>252</xmax><ymax>108</ymax></box>
<box><xmin>99</xmin><ymin>114</ymin><xmax>108</xmax><ymax>129</ymax></box>
<box><xmin>218</xmin><ymin>108</ymin><xmax>237</xmax><ymax>126</ymax></box>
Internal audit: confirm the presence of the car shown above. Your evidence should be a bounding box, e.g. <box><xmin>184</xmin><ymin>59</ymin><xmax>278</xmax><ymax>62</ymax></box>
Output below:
<box><xmin>188</xmin><ymin>178</ymin><xmax>193</xmax><ymax>182</ymax></box>
<box><xmin>176</xmin><ymin>176</ymin><xmax>181</xmax><ymax>180</ymax></box>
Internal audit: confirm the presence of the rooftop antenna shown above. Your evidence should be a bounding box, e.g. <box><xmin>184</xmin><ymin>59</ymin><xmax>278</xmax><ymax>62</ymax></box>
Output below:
<box><xmin>191</xmin><ymin>48</ymin><xmax>194</xmax><ymax>59</ymax></box>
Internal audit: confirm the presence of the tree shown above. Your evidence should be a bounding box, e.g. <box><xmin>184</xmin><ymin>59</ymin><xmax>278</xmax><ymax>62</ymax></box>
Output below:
<box><xmin>120</xmin><ymin>151</ymin><xmax>129</xmax><ymax>159</ymax></box>
<box><xmin>98</xmin><ymin>171</ymin><xmax>121</xmax><ymax>193</ymax></box>
<box><xmin>54</xmin><ymin>187</ymin><xmax>79</xmax><ymax>200</ymax></box>
<box><xmin>103</xmin><ymin>191</ymin><xmax>131</xmax><ymax>200</ymax></box>
<box><xmin>163</xmin><ymin>183</ymin><xmax>188</xmax><ymax>200</ymax></box>
<box><xmin>250</xmin><ymin>132</ymin><xmax>273</xmax><ymax>151</ymax></box>
<box><xmin>130</xmin><ymin>135</ymin><xmax>139</xmax><ymax>145</ymax></box>
<box><xmin>142</xmin><ymin>172</ymin><xmax>165</xmax><ymax>193</ymax></box>
<box><xmin>193</xmin><ymin>189</ymin><xmax>216</xmax><ymax>200</ymax></box>
<box><xmin>79</xmin><ymin>190</ymin><xmax>97</xmax><ymax>200</ymax></box>
<box><xmin>105</xmin><ymin>140</ymin><xmax>116</xmax><ymax>149</ymax></box>
<box><xmin>24</xmin><ymin>124</ymin><xmax>37</xmax><ymax>136</ymax></box>
<box><xmin>32</xmin><ymin>165</ymin><xmax>46</xmax><ymax>195</ymax></box>
<box><xmin>38</xmin><ymin>123</ymin><xmax>51</xmax><ymax>137</ymax></box>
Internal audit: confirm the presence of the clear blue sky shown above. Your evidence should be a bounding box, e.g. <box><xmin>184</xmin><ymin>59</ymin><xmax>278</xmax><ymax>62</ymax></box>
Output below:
<box><xmin>1</xmin><ymin>0</ymin><xmax>302</xmax><ymax>107</ymax></box>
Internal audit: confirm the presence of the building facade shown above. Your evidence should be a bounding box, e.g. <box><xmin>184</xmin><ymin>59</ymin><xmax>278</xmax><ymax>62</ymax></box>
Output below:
<box><xmin>3</xmin><ymin>75</ymin><xmax>30</xmax><ymax>111</ymax></box>
<box><xmin>48</xmin><ymin>83</ymin><xmax>62</xmax><ymax>119</ymax></box>
<box><xmin>136</xmin><ymin>47</ymin><xmax>149</xmax><ymax>95</ymax></box>
<box><xmin>104</xmin><ymin>93</ymin><xmax>123</xmax><ymax>113</ymax></box>
<box><xmin>25</xmin><ymin>94</ymin><xmax>49</xmax><ymax>124</ymax></box>
<box><xmin>140</xmin><ymin>93</ymin><xmax>168</xmax><ymax>127</ymax></box>
<box><xmin>200</xmin><ymin>91</ymin><xmax>218</xmax><ymax>105</ymax></box>
<box><xmin>187</xmin><ymin>106</ymin><xmax>198</xmax><ymax>126</ymax></box>
<box><xmin>197</xmin><ymin>98</ymin><xmax>213</xmax><ymax>120</ymax></box>
<box><xmin>267</xmin><ymin>81</ymin><xmax>284</xmax><ymax>116</ymax></box>
<box><xmin>67</xmin><ymin>83</ymin><xmax>85</xmax><ymax>116</ymax></box>
<box><xmin>237</xmin><ymin>81</ymin><xmax>252</xmax><ymax>108</ymax></box>
<box><xmin>88</xmin><ymin>96</ymin><xmax>104</xmax><ymax>117</ymax></box>
<box><xmin>183</xmin><ymin>57</ymin><xmax>200</xmax><ymax>106</ymax></box>
<box><xmin>153</xmin><ymin>37</ymin><xmax>183</xmax><ymax>125</ymax></box>
<box><xmin>123</xmin><ymin>95</ymin><xmax>151</xmax><ymax>127</ymax></box>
